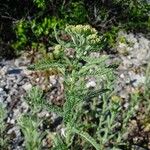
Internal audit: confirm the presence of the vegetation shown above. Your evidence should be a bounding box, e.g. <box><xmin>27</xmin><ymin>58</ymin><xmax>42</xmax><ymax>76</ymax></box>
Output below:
<box><xmin>0</xmin><ymin>104</ymin><xmax>9</xmax><ymax>149</ymax></box>
<box><xmin>18</xmin><ymin>115</ymin><xmax>44</xmax><ymax>150</ymax></box>
<box><xmin>0</xmin><ymin>0</ymin><xmax>149</xmax><ymax>57</ymax></box>
<box><xmin>0</xmin><ymin>0</ymin><xmax>150</xmax><ymax>149</ymax></box>
<box><xmin>15</xmin><ymin>25</ymin><xmax>145</xmax><ymax>149</ymax></box>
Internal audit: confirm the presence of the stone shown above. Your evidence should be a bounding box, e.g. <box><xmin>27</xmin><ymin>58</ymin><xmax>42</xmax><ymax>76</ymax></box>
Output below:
<box><xmin>0</xmin><ymin>87</ymin><xmax>3</xmax><ymax>92</ymax></box>
<box><xmin>22</xmin><ymin>83</ymin><xmax>32</xmax><ymax>91</ymax></box>
<box><xmin>7</xmin><ymin>68</ymin><xmax>22</xmax><ymax>75</ymax></box>
<box><xmin>86</xmin><ymin>80</ymin><xmax>96</xmax><ymax>88</ymax></box>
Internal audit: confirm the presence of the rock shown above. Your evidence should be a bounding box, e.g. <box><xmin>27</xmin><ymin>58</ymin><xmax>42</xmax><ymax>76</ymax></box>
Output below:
<box><xmin>50</xmin><ymin>76</ymin><xmax>57</xmax><ymax>85</ymax></box>
<box><xmin>0</xmin><ymin>87</ymin><xmax>3</xmax><ymax>92</ymax></box>
<box><xmin>38</xmin><ymin>110</ymin><xmax>50</xmax><ymax>118</ymax></box>
<box><xmin>86</xmin><ymin>80</ymin><xmax>96</xmax><ymax>88</ymax></box>
<box><xmin>117</xmin><ymin>42</ymin><xmax>128</xmax><ymax>55</ymax></box>
<box><xmin>6</xmin><ymin>96</ymin><xmax>12</xmax><ymax>103</ymax></box>
<box><xmin>0</xmin><ymin>80</ymin><xmax>7</xmax><ymax>88</ymax></box>
<box><xmin>22</xmin><ymin>83</ymin><xmax>32</xmax><ymax>91</ymax></box>
<box><xmin>7</xmin><ymin>68</ymin><xmax>22</xmax><ymax>75</ymax></box>
<box><xmin>10</xmin><ymin>119</ymin><xmax>16</xmax><ymax>124</ymax></box>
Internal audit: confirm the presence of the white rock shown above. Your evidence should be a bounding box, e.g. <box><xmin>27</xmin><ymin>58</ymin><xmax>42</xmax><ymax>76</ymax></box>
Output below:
<box><xmin>10</xmin><ymin>119</ymin><xmax>15</xmax><ymax>124</ymax></box>
<box><xmin>0</xmin><ymin>88</ymin><xmax>3</xmax><ymax>92</ymax></box>
<box><xmin>124</xmin><ymin>102</ymin><xmax>129</xmax><ymax>108</ymax></box>
<box><xmin>120</xmin><ymin>74</ymin><xmax>125</xmax><ymax>78</ymax></box>
<box><xmin>22</xmin><ymin>83</ymin><xmax>32</xmax><ymax>91</ymax></box>
<box><xmin>86</xmin><ymin>80</ymin><xmax>96</xmax><ymax>88</ymax></box>
<box><xmin>38</xmin><ymin>110</ymin><xmax>49</xmax><ymax>118</ymax></box>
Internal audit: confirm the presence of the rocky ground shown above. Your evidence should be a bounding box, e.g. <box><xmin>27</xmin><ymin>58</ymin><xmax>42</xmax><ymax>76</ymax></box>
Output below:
<box><xmin>0</xmin><ymin>31</ymin><xmax>150</xmax><ymax>149</ymax></box>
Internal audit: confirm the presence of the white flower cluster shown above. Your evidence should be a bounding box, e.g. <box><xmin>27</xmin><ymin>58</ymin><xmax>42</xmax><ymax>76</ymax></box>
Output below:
<box><xmin>87</xmin><ymin>34</ymin><xmax>101</xmax><ymax>45</ymax></box>
<box><xmin>65</xmin><ymin>25</ymin><xmax>98</xmax><ymax>35</ymax></box>
<box><xmin>65</xmin><ymin>25</ymin><xmax>101</xmax><ymax>45</ymax></box>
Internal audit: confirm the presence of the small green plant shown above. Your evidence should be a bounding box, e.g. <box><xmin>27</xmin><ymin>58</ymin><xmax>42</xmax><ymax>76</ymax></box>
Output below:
<box><xmin>141</xmin><ymin>61</ymin><xmax>150</xmax><ymax>129</ymax></box>
<box><xmin>25</xmin><ymin>86</ymin><xmax>44</xmax><ymax>114</ymax></box>
<box><xmin>33</xmin><ymin>0</ymin><xmax>46</xmax><ymax>9</ymax></box>
<box><xmin>18</xmin><ymin>115</ymin><xmax>44</xmax><ymax>150</ymax></box>
<box><xmin>144</xmin><ymin>62</ymin><xmax>150</xmax><ymax>101</ymax></box>
<box><xmin>103</xmin><ymin>26</ymin><xmax>121</xmax><ymax>48</ymax></box>
<box><xmin>0</xmin><ymin>104</ymin><xmax>9</xmax><ymax>149</ymax></box>
<box><xmin>25</xmin><ymin>25</ymin><xmax>142</xmax><ymax>149</ymax></box>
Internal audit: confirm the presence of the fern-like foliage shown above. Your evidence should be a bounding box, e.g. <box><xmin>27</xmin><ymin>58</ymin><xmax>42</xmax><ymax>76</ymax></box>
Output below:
<box><xmin>17</xmin><ymin>115</ymin><xmax>45</xmax><ymax>150</ymax></box>
<box><xmin>0</xmin><ymin>104</ymin><xmax>9</xmax><ymax>148</ymax></box>
<box><xmin>26</xmin><ymin>25</ymin><xmax>115</xmax><ymax>149</ymax></box>
<box><xmin>72</xmin><ymin>128</ymin><xmax>100</xmax><ymax>150</ymax></box>
<box><xmin>28</xmin><ymin>58</ymin><xmax>66</xmax><ymax>75</ymax></box>
<box><xmin>50</xmin><ymin>133</ymin><xmax>67</xmax><ymax>150</ymax></box>
<box><xmin>25</xmin><ymin>25</ymin><xmax>141</xmax><ymax>149</ymax></box>
<box><xmin>26</xmin><ymin>87</ymin><xmax>63</xmax><ymax>116</ymax></box>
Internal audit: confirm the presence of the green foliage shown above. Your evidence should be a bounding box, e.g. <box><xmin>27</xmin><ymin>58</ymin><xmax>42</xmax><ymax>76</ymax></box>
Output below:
<box><xmin>145</xmin><ymin>62</ymin><xmax>150</xmax><ymax>99</ymax></box>
<box><xmin>26</xmin><ymin>87</ymin><xmax>63</xmax><ymax>116</ymax></box>
<box><xmin>12</xmin><ymin>20</ymin><xmax>29</xmax><ymax>50</ymax></box>
<box><xmin>31</xmin><ymin>17</ymin><xmax>64</xmax><ymax>38</ymax></box>
<box><xmin>72</xmin><ymin>128</ymin><xmax>100</xmax><ymax>150</ymax></box>
<box><xmin>61</xmin><ymin>1</ymin><xmax>87</xmax><ymax>24</ymax></box>
<box><xmin>18</xmin><ymin>115</ymin><xmax>44</xmax><ymax>150</ymax></box>
<box><xmin>33</xmin><ymin>0</ymin><xmax>46</xmax><ymax>9</ymax></box>
<box><xmin>25</xmin><ymin>25</ymin><xmax>141</xmax><ymax>149</ymax></box>
<box><xmin>113</xmin><ymin>0</ymin><xmax>150</xmax><ymax>31</ymax></box>
<box><xmin>86</xmin><ymin>0</ymin><xmax>149</xmax><ymax>32</ymax></box>
<box><xmin>103</xmin><ymin>26</ymin><xmax>121</xmax><ymax>48</ymax></box>
<box><xmin>0</xmin><ymin>104</ymin><xmax>9</xmax><ymax>149</ymax></box>
<box><xmin>27</xmin><ymin>25</ymin><xmax>113</xmax><ymax>149</ymax></box>
<box><xmin>144</xmin><ymin>62</ymin><xmax>150</xmax><ymax>112</ymax></box>
<box><xmin>50</xmin><ymin>133</ymin><xmax>68</xmax><ymax>150</ymax></box>
<box><xmin>12</xmin><ymin>0</ymin><xmax>88</xmax><ymax>52</ymax></box>
<box><xmin>25</xmin><ymin>87</ymin><xmax>44</xmax><ymax>114</ymax></box>
<box><xmin>12</xmin><ymin>17</ymin><xmax>64</xmax><ymax>51</ymax></box>
<box><xmin>1</xmin><ymin>0</ymin><xmax>149</xmax><ymax>58</ymax></box>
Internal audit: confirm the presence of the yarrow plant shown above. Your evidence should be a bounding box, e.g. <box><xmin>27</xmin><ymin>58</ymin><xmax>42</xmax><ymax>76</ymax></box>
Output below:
<box><xmin>65</xmin><ymin>25</ymin><xmax>101</xmax><ymax>47</ymax></box>
<box><xmin>25</xmin><ymin>25</ymin><xmax>141</xmax><ymax>149</ymax></box>
<box><xmin>55</xmin><ymin>25</ymin><xmax>103</xmax><ymax>58</ymax></box>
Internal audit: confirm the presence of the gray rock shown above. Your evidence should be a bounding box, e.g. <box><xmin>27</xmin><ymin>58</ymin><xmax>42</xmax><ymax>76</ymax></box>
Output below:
<box><xmin>6</xmin><ymin>96</ymin><xmax>12</xmax><ymax>103</ymax></box>
<box><xmin>0</xmin><ymin>87</ymin><xmax>4</xmax><ymax>93</ymax></box>
<box><xmin>86</xmin><ymin>80</ymin><xmax>96</xmax><ymax>88</ymax></box>
<box><xmin>22</xmin><ymin>83</ymin><xmax>32</xmax><ymax>91</ymax></box>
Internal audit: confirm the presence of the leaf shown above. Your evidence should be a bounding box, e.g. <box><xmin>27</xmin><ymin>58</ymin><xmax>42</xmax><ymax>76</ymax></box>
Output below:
<box><xmin>50</xmin><ymin>133</ymin><xmax>67</xmax><ymax>150</ymax></box>
<box><xmin>72</xmin><ymin>128</ymin><xmax>100</xmax><ymax>150</ymax></box>
<box><xmin>43</xmin><ymin>103</ymin><xmax>63</xmax><ymax>116</ymax></box>
<box><xmin>28</xmin><ymin>59</ymin><xmax>65</xmax><ymax>75</ymax></box>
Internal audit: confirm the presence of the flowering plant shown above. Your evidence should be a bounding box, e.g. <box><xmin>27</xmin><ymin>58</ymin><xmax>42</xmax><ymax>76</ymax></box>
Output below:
<box><xmin>56</xmin><ymin>25</ymin><xmax>102</xmax><ymax>58</ymax></box>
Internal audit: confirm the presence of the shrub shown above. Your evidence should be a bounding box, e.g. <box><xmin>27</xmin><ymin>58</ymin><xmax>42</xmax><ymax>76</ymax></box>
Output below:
<box><xmin>1</xmin><ymin>0</ymin><xmax>149</xmax><ymax>56</ymax></box>
<box><xmin>12</xmin><ymin>0</ymin><xmax>88</xmax><ymax>52</ymax></box>
<box><xmin>85</xmin><ymin>0</ymin><xmax>150</xmax><ymax>32</ymax></box>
